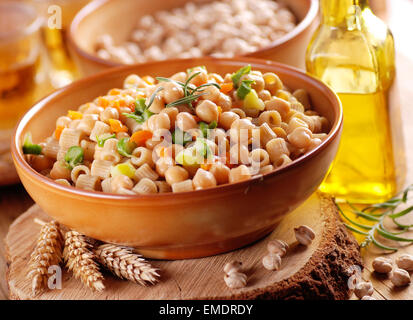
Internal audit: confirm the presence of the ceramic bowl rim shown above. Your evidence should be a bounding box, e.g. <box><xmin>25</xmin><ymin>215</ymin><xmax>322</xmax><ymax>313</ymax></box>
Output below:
<box><xmin>11</xmin><ymin>57</ymin><xmax>342</xmax><ymax>202</ymax></box>
<box><xmin>67</xmin><ymin>0</ymin><xmax>319</xmax><ymax>69</ymax></box>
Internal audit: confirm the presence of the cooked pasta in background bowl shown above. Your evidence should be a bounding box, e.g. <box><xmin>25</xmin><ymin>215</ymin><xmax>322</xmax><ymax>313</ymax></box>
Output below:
<box><xmin>68</xmin><ymin>0</ymin><xmax>319</xmax><ymax>75</ymax></box>
<box><xmin>12</xmin><ymin>57</ymin><xmax>342</xmax><ymax>259</ymax></box>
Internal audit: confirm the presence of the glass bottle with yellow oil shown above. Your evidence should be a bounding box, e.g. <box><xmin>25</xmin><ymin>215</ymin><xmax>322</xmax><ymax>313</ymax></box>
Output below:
<box><xmin>306</xmin><ymin>0</ymin><xmax>400</xmax><ymax>203</ymax></box>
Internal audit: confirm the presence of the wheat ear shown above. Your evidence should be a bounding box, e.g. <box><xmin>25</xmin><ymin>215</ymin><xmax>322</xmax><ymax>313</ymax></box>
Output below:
<box><xmin>95</xmin><ymin>244</ymin><xmax>160</xmax><ymax>286</ymax></box>
<box><xmin>63</xmin><ymin>230</ymin><xmax>105</xmax><ymax>292</ymax></box>
<box><xmin>27</xmin><ymin>220</ymin><xmax>63</xmax><ymax>295</ymax></box>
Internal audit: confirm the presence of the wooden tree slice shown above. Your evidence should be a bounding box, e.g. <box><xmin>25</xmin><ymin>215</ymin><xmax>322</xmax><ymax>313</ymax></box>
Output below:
<box><xmin>5</xmin><ymin>193</ymin><xmax>362</xmax><ymax>300</ymax></box>
<box><xmin>0</xmin><ymin>130</ymin><xmax>19</xmax><ymax>186</ymax></box>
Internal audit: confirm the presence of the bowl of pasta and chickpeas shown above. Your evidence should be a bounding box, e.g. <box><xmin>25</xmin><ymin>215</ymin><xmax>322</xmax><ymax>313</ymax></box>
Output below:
<box><xmin>12</xmin><ymin>57</ymin><xmax>342</xmax><ymax>259</ymax></box>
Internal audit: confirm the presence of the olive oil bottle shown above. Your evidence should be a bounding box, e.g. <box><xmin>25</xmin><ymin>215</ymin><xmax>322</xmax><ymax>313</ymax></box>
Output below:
<box><xmin>306</xmin><ymin>0</ymin><xmax>399</xmax><ymax>203</ymax></box>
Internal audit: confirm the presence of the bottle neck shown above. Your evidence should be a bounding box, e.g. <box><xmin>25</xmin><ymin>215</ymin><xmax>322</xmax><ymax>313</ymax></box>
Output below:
<box><xmin>321</xmin><ymin>0</ymin><xmax>370</xmax><ymax>25</ymax></box>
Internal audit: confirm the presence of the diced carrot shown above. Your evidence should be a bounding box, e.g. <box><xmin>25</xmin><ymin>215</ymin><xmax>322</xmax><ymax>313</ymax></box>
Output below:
<box><xmin>109</xmin><ymin>119</ymin><xmax>128</xmax><ymax>133</ymax></box>
<box><xmin>108</xmin><ymin>88</ymin><xmax>122</xmax><ymax>96</ymax></box>
<box><xmin>96</xmin><ymin>96</ymin><xmax>109</xmax><ymax>108</ymax></box>
<box><xmin>220</xmin><ymin>82</ymin><xmax>233</xmax><ymax>94</ymax></box>
<box><xmin>130</xmin><ymin>130</ymin><xmax>153</xmax><ymax>146</ymax></box>
<box><xmin>54</xmin><ymin>125</ymin><xmax>65</xmax><ymax>140</ymax></box>
<box><xmin>201</xmin><ymin>163</ymin><xmax>212</xmax><ymax>171</ymax></box>
<box><xmin>67</xmin><ymin>110</ymin><xmax>83</xmax><ymax>120</ymax></box>
<box><xmin>142</xmin><ymin>75</ymin><xmax>155</xmax><ymax>85</ymax></box>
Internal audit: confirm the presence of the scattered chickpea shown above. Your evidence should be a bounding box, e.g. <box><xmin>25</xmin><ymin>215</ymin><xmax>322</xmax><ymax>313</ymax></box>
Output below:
<box><xmin>361</xmin><ymin>296</ymin><xmax>376</xmax><ymax>300</ymax></box>
<box><xmin>294</xmin><ymin>225</ymin><xmax>315</xmax><ymax>246</ymax></box>
<box><xmin>223</xmin><ymin>260</ymin><xmax>247</xmax><ymax>289</ymax></box>
<box><xmin>354</xmin><ymin>281</ymin><xmax>374</xmax><ymax>299</ymax></box>
<box><xmin>372</xmin><ymin>257</ymin><xmax>393</xmax><ymax>274</ymax></box>
<box><xmin>390</xmin><ymin>268</ymin><xmax>411</xmax><ymax>287</ymax></box>
<box><xmin>396</xmin><ymin>254</ymin><xmax>413</xmax><ymax>271</ymax></box>
<box><xmin>262</xmin><ymin>253</ymin><xmax>282</xmax><ymax>271</ymax></box>
<box><xmin>224</xmin><ymin>272</ymin><xmax>247</xmax><ymax>289</ymax></box>
<box><xmin>267</xmin><ymin>239</ymin><xmax>288</xmax><ymax>257</ymax></box>
<box><xmin>224</xmin><ymin>261</ymin><xmax>242</xmax><ymax>275</ymax></box>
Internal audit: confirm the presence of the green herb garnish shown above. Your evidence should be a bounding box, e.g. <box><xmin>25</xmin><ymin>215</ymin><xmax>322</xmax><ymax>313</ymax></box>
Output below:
<box><xmin>122</xmin><ymin>87</ymin><xmax>163</xmax><ymax>124</ymax></box>
<box><xmin>199</xmin><ymin>121</ymin><xmax>218</xmax><ymax>138</ymax></box>
<box><xmin>22</xmin><ymin>132</ymin><xmax>42</xmax><ymax>155</ymax></box>
<box><xmin>231</xmin><ymin>65</ymin><xmax>251</xmax><ymax>88</ymax></box>
<box><xmin>117</xmin><ymin>138</ymin><xmax>137</xmax><ymax>157</ymax></box>
<box><xmin>166</xmin><ymin>92</ymin><xmax>206</xmax><ymax>108</ymax></box>
<box><xmin>237</xmin><ymin>80</ymin><xmax>254</xmax><ymax>100</ymax></box>
<box><xmin>337</xmin><ymin>185</ymin><xmax>413</xmax><ymax>252</ymax></box>
<box><xmin>96</xmin><ymin>133</ymin><xmax>116</xmax><ymax>147</ymax></box>
<box><xmin>64</xmin><ymin>146</ymin><xmax>84</xmax><ymax>169</ymax></box>
<box><xmin>172</xmin><ymin>128</ymin><xmax>193</xmax><ymax>146</ymax></box>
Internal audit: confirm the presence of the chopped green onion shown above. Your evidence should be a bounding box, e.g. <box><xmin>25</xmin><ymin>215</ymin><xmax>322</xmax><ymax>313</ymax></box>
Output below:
<box><xmin>231</xmin><ymin>65</ymin><xmax>251</xmax><ymax>88</ymax></box>
<box><xmin>123</xmin><ymin>113</ymin><xmax>144</xmax><ymax>123</ymax></box>
<box><xmin>134</xmin><ymin>98</ymin><xmax>147</xmax><ymax>114</ymax></box>
<box><xmin>237</xmin><ymin>80</ymin><xmax>254</xmax><ymax>100</ymax></box>
<box><xmin>208</xmin><ymin>121</ymin><xmax>218</xmax><ymax>129</ymax></box>
<box><xmin>156</xmin><ymin>77</ymin><xmax>186</xmax><ymax>87</ymax></box>
<box><xmin>194</xmin><ymin>138</ymin><xmax>213</xmax><ymax>159</ymax></box>
<box><xmin>117</xmin><ymin>138</ymin><xmax>136</xmax><ymax>157</ymax></box>
<box><xmin>64</xmin><ymin>146</ymin><xmax>84</xmax><ymax>169</ymax></box>
<box><xmin>172</xmin><ymin>128</ymin><xmax>193</xmax><ymax>146</ymax></box>
<box><xmin>110</xmin><ymin>162</ymin><xmax>135</xmax><ymax>178</ymax></box>
<box><xmin>199</xmin><ymin>122</ymin><xmax>209</xmax><ymax>138</ymax></box>
<box><xmin>22</xmin><ymin>132</ymin><xmax>42</xmax><ymax>155</ymax></box>
<box><xmin>96</xmin><ymin>133</ymin><xmax>116</xmax><ymax>147</ymax></box>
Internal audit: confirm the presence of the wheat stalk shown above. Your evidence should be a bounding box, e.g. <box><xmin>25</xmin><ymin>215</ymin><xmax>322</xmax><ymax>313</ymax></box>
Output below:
<box><xmin>63</xmin><ymin>230</ymin><xmax>105</xmax><ymax>292</ymax></box>
<box><xmin>95</xmin><ymin>244</ymin><xmax>160</xmax><ymax>286</ymax></box>
<box><xmin>27</xmin><ymin>220</ymin><xmax>63</xmax><ymax>295</ymax></box>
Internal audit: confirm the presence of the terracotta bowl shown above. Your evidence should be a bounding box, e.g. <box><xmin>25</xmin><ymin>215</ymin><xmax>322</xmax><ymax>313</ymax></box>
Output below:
<box><xmin>68</xmin><ymin>0</ymin><xmax>319</xmax><ymax>76</ymax></box>
<box><xmin>12</xmin><ymin>57</ymin><xmax>342</xmax><ymax>260</ymax></box>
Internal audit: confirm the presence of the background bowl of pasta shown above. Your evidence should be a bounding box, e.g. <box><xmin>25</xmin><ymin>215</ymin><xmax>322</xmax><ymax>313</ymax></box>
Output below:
<box><xmin>68</xmin><ymin>0</ymin><xmax>319</xmax><ymax>76</ymax></box>
<box><xmin>12</xmin><ymin>57</ymin><xmax>342</xmax><ymax>259</ymax></box>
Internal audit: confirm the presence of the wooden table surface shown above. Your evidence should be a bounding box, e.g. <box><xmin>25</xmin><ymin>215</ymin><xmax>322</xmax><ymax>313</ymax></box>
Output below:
<box><xmin>0</xmin><ymin>0</ymin><xmax>412</xmax><ymax>300</ymax></box>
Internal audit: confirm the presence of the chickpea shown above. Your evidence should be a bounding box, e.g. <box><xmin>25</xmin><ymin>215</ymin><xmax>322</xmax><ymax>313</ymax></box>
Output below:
<box><xmin>196</xmin><ymin>100</ymin><xmax>219</xmax><ymax>123</ymax></box>
<box><xmin>176</xmin><ymin>112</ymin><xmax>197</xmax><ymax>131</ymax></box>
<box><xmin>209</xmin><ymin>163</ymin><xmax>230</xmax><ymax>184</ymax></box>
<box><xmin>294</xmin><ymin>225</ymin><xmax>315</xmax><ymax>246</ymax></box>
<box><xmin>199</xmin><ymin>85</ymin><xmax>221</xmax><ymax>102</ymax></box>
<box><xmin>147</xmin><ymin>92</ymin><xmax>165</xmax><ymax>113</ymax></box>
<box><xmin>165</xmin><ymin>166</ymin><xmax>189</xmax><ymax>185</ymax></box>
<box><xmin>229</xmin><ymin>165</ymin><xmax>251</xmax><ymax>183</ymax></box>
<box><xmin>262</xmin><ymin>253</ymin><xmax>282</xmax><ymax>271</ymax></box>
<box><xmin>171</xmin><ymin>72</ymin><xmax>187</xmax><ymax>82</ymax></box>
<box><xmin>188</xmin><ymin>67</ymin><xmax>208</xmax><ymax>86</ymax></box>
<box><xmin>217</xmin><ymin>92</ymin><xmax>232</xmax><ymax>112</ymax></box>
<box><xmin>219</xmin><ymin>111</ymin><xmax>240</xmax><ymax>131</ymax></box>
<box><xmin>162</xmin><ymin>82</ymin><xmax>184</xmax><ymax>104</ymax></box>
<box><xmin>267</xmin><ymin>239</ymin><xmax>289</xmax><ymax>257</ymax></box>
<box><xmin>193</xmin><ymin>168</ymin><xmax>217</xmax><ymax>190</ymax></box>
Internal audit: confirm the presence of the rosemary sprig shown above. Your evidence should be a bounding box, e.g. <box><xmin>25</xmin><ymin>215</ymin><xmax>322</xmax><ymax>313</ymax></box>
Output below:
<box><xmin>336</xmin><ymin>184</ymin><xmax>413</xmax><ymax>252</ymax></box>
<box><xmin>156</xmin><ymin>72</ymin><xmax>221</xmax><ymax>110</ymax></box>
<box><xmin>122</xmin><ymin>86</ymin><xmax>163</xmax><ymax>123</ymax></box>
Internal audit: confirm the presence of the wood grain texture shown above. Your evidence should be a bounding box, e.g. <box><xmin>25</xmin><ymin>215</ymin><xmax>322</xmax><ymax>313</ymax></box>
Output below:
<box><xmin>5</xmin><ymin>193</ymin><xmax>361</xmax><ymax>300</ymax></box>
